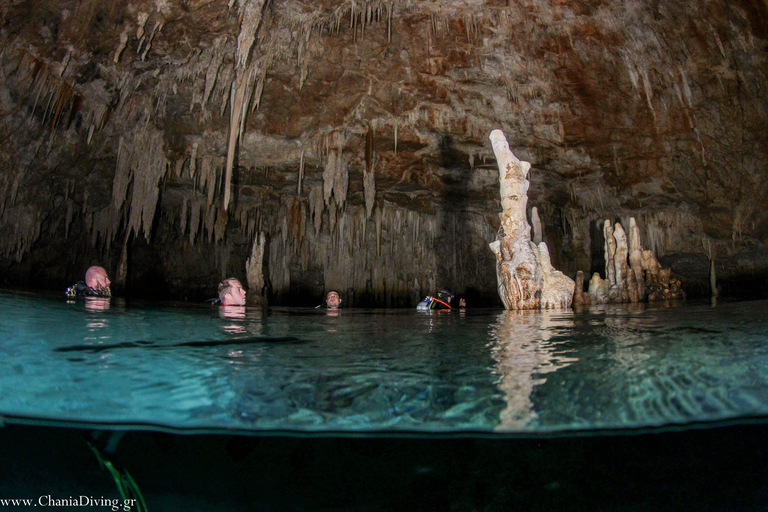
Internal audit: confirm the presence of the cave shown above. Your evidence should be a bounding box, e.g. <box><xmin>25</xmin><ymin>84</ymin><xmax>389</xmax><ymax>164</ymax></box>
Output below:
<box><xmin>2</xmin><ymin>0</ymin><xmax>768</xmax><ymax>305</ymax></box>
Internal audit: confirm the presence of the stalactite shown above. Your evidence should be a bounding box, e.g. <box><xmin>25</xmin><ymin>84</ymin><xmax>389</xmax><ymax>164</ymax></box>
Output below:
<box><xmin>64</xmin><ymin>199</ymin><xmax>74</xmax><ymax>238</ymax></box>
<box><xmin>223</xmin><ymin>0</ymin><xmax>268</xmax><ymax>211</ymax></box>
<box><xmin>246</xmin><ymin>231</ymin><xmax>267</xmax><ymax>300</ymax></box>
<box><xmin>141</xmin><ymin>21</ymin><xmax>164</xmax><ymax>61</ymax></box>
<box><xmin>393</xmin><ymin>119</ymin><xmax>398</xmax><ymax>155</ymax></box>
<box><xmin>297</xmin><ymin>149</ymin><xmax>304</xmax><ymax>196</ymax></box>
<box><xmin>89</xmin><ymin>207</ymin><xmax>115</xmax><ymax>251</ymax></box>
<box><xmin>202</xmin><ymin>36</ymin><xmax>229</xmax><ymax>110</ymax></box>
<box><xmin>224</xmin><ymin>73</ymin><xmax>248</xmax><ymax>211</ymax></box>
<box><xmin>287</xmin><ymin>196</ymin><xmax>306</xmax><ymax>252</ymax></box>
<box><xmin>364</xmin><ymin>128</ymin><xmax>376</xmax><ymax>219</ymax></box>
<box><xmin>136</xmin><ymin>12</ymin><xmax>149</xmax><ymax>55</ymax></box>
<box><xmin>129</xmin><ymin>130</ymin><xmax>168</xmax><ymax>241</ymax></box>
<box><xmin>205</xmin><ymin>204</ymin><xmax>217</xmax><ymax>242</ymax></box>
<box><xmin>113</xmin><ymin>27</ymin><xmax>130</xmax><ymax>64</ymax></box>
<box><xmin>199</xmin><ymin>156</ymin><xmax>219</xmax><ymax>206</ymax></box>
<box><xmin>189</xmin><ymin>200</ymin><xmax>205</xmax><ymax>245</ymax></box>
<box><xmin>189</xmin><ymin>142</ymin><xmax>199</xmax><ymax>177</ymax></box>
<box><xmin>308</xmin><ymin>185</ymin><xmax>324</xmax><ymax>233</ymax></box>
<box><xmin>375</xmin><ymin>203</ymin><xmax>382</xmax><ymax>256</ymax></box>
<box><xmin>180</xmin><ymin>197</ymin><xmax>188</xmax><ymax>236</ymax></box>
<box><xmin>322</xmin><ymin>147</ymin><xmax>349</xmax><ymax>212</ymax></box>
<box><xmin>0</xmin><ymin>206</ymin><xmax>41</xmax><ymax>261</ymax></box>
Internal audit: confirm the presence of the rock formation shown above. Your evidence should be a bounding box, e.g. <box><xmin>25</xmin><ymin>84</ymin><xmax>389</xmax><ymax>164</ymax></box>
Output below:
<box><xmin>489</xmin><ymin>130</ymin><xmax>574</xmax><ymax>310</ymax></box>
<box><xmin>0</xmin><ymin>0</ymin><xmax>767</xmax><ymax>303</ymax></box>
<box><xmin>575</xmin><ymin>218</ymin><xmax>685</xmax><ymax>306</ymax></box>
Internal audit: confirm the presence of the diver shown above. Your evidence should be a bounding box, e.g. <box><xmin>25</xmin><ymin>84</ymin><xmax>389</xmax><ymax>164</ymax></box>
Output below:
<box><xmin>66</xmin><ymin>266</ymin><xmax>111</xmax><ymax>298</ymax></box>
<box><xmin>315</xmin><ymin>290</ymin><xmax>342</xmax><ymax>309</ymax></box>
<box><xmin>206</xmin><ymin>277</ymin><xmax>247</xmax><ymax>306</ymax></box>
<box><xmin>416</xmin><ymin>290</ymin><xmax>466</xmax><ymax>311</ymax></box>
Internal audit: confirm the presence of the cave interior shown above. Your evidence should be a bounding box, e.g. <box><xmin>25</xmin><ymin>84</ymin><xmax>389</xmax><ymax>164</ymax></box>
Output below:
<box><xmin>1</xmin><ymin>0</ymin><xmax>767</xmax><ymax>306</ymax></box>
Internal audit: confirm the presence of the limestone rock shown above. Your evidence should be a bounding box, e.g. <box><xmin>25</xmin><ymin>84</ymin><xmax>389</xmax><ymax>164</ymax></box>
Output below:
<box><xmin>489</xmin><ymin>130</ymin><xmax>574</xmax><ymax>310</ymax></box>
<box><xmin>585</xmin><ymin>218</ymin><xmax>685</xmax><ymax>305</ymax></box>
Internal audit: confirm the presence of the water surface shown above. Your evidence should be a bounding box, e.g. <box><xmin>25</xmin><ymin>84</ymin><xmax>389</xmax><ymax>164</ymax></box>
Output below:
<box><xmin>1</xmin><ymin>290</ymin><xmax>766</xmax><ymax>434</ymax></box>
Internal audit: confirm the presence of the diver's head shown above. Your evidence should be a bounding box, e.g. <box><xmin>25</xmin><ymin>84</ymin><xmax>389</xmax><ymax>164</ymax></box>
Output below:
<box><xmin>326</xmin><ymin>290</ymin><xmax>342</xmax><ymax>309</ymax></box>
<box><xmin>436</xmin><ymin>290</ymin><xmax>453</xmax><ymax>304</ymax></box>
<box><xmin>85</xmin><ymin>266</ymin><xmax>111</xmax><ymax>297</ymax></box>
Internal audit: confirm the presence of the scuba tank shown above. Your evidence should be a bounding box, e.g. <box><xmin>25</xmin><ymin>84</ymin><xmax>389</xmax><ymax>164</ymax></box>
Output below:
<box><xmin>416</xmin><ymin>296</ymin><xmax>432</xmax><ymax>311</ymax></box>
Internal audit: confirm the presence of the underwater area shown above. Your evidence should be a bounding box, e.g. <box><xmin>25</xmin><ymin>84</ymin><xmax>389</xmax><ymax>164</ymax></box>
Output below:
<box><xmin>1</xmin><ymin>290</ymin><xmax>768</xmax><ymax>511</ymax></box>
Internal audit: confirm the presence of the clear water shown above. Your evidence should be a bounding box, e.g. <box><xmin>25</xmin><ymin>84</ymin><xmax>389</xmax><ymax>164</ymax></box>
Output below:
<box><xmin>1</xmin><ymin>290</ymin><xmax>767</xmax><ymax>434</ymax></box>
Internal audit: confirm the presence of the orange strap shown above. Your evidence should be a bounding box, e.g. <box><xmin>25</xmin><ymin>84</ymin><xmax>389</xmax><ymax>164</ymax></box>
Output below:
<box><xmin>431</xmin><ymin>298</ymin><xmax>451</xmax><ymax>309</ymax></box>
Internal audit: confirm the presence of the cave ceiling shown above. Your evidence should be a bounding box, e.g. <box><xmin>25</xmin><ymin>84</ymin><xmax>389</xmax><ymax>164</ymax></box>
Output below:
<box><xmin>1</xmin><ymin>0</ymin><xmax>767</xmax><ymax>302</ymax></box>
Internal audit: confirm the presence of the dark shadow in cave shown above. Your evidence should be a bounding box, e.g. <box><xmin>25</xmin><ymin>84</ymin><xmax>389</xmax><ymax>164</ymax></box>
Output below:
<box><xmin>589</xmin><ymin>219</ymin><xmax>606</xmax><ymax>280</ymax></box>
<box><xmin>436</xmin><ymin>135</ymin><xmax>473</xmax><ymax>304</ymax></box>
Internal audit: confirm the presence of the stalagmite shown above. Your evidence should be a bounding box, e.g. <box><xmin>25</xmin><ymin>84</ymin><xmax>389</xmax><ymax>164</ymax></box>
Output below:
<box><xmin>531</xmin><ymin>206</ymin><xmax>542</xmax><ymax>245</ymax></box>
<box><xmin>585</xmin><ymin>219</ymin><xmax>685</xmax><ymax>305</ymax></box>
<box><xmin>573</xmin><ymin>270</ymin><xmax>587</xmax><ymax>306</ymax></box>
<box><xmin>488</xmin><ymin>129</ymin><xmax>574</xmax><ymax>310</ymax></box>
<box><xmin>604</xmin><ymin>219</ymin><xmax>616</xmax><ymax>287</ymax></box>
<box><xmin>538</xmin><ymin>243</ymin><xmax>575</xmax><ymax>309</ymax></box>
<box><xmin>612</xmin><ymin>222</ymin><xmax>628</xmax><ymax>302</ymax></box>
<box><xmin>628</xmin><ymin>217</ymin><xmax>645</xmax><ymax>299</ymax></box>
<box><xmin>588</xmin><ymin>272</ymin><xmax>609</xmax><ymax>304</ymax></box>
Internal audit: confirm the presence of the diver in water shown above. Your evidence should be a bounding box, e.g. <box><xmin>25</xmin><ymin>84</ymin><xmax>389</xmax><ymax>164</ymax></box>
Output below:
<box><xmin>324</xmin><ymin>290</ymin><xmax>342</xmax><ymax>310</ymax></box>
<box><xmin>66</xmin><ymin>266</ymin><xmax>111</xmax><ymax>298</ymax></box>
<box><xmin>314</xmin><ymin>290</ymin><xmax>343</xmax><ymax>309</ymax></box>
<box><xmin>416</xmin><ymin>290</ymin><xmax>466</xmax><ymax>311</ymax></box>
<box><xmin>217</xmin><ymin>277</ymin><xmax>247</xmax><ymax>306</ymax></box>
<box><xmin>204</xmin><ymin>277</ymin><xmax>247</xmax><ymax>306</ymax></box>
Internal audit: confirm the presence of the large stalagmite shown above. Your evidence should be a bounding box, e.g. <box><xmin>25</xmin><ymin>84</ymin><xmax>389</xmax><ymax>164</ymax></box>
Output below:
<box><xmin>488</xmin><ymin>130</ymin><xmax>574</xmax><ymax>310</ymax></box>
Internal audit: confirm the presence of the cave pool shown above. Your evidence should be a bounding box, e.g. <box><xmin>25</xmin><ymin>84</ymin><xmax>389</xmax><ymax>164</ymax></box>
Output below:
<box><xmin>1</xmin><ymin>289</ymin><xmax>767</xmax><ymax>511</ymax></box>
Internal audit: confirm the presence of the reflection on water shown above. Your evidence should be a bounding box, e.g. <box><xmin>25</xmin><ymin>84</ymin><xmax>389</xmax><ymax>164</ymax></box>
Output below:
<box><xmin>83</xmin><ymin>298</ymin><xmax>113</xmax><ymax>342</ymax></box>
<box><xmin>218</xmin><ymin>305</ymin><xmax>250</xmax><ymax>334</ymax></box>
<box><xmin>84</xmin><ymin>297</ymin><xmax>111</xmax><ymax>312</ymax></box>
<box><xmin>490</xmin><ymin>309</ymin><xmax>577</xmax><ymax>431</ymax></box>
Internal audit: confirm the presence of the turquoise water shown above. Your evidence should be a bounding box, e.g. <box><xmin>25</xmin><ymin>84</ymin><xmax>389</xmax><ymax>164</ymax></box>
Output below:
<box><xmin>1</xmin><ymin>290</ymin><xmax>767</xmax><ymax>434</ymax></box>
